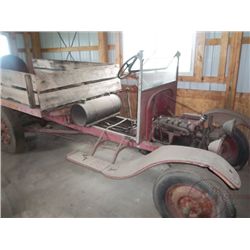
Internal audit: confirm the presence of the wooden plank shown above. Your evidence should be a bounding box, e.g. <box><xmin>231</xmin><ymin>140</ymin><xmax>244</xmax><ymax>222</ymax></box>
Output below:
<box><xmin>98</xmin><ymin>32</ymin><xmax>108</xmax><ymax>63</ymax></box>
<box><xmin>205</xmin><ymin>38</ymin><xmax>221</xmax><ymax>46</ymax></box>
<box><xmin>178</xmin><ymin>75</ymin><xmax>225</xmax><ymax>83</ymax></box>
<box><xmin>25</xmin><ymin>74</ymin><xmax>36</xmax><ymax>108</ymax></box>
<box><xmin>224</xmin><ymin>32</ymin><xmax>243</xmax><ymax>109</ymax></box>
<box><xmin>40</xmin><ymin>45</ymin><xmax>99</xmax><ymax>53</ymax></box>
<box><xmin>178</xmin><ymin>75</ymin><xmax>196</xmax><ymax>82</ymax></box>
<box><xmin>35</xmin><ymin>64</ymin><xmax>119</xmax><ymax>92</ymax></box>
<box><xmin>201</xmin><ymin>36</ymin><xmax>250</xmax><ymax>46</ymax></box>
<box><xmin>1</xmin><ymin>85</ymin><xmax>39</xmax><ymax>106</ymax></box>
<box><xmin>23</xmin><ymin>32</ymin><xmax>34</xmax><ymax>73</ymax></box>
<box><xmin>218</xmin><ymin>32</ymin><xmax>229</xmax><ymax>80</ymax></box>
<box><xmin>1</xmin><ymin>69</ymin><xmax>38</xmax><ymax>91</ymax></box>
<box><xmin>115</xmin><ymin>32</ymin><xmax>123</xmax><ymax>66</ymax></box>
<box><xmin>194</xmin><ymin>32</ymin><xmax>206</xmax><ymax>81</ymax></box>
<box><xmin>242</xmin><ymin>37</ymin><xmax>250</xmax><ymax>44</ymax></box>
<box><xmin>202</xmin><ymin>76</ymin><xmax>226</xmax><ymax>83</ymax></box>
<box><xmin>31</xmin><ymin>32</ymin><xmax>42</xmax><ymax>58</ymax></box>
<box><xmin>108</xmin><ymin>44</ymin><xmax>115</xmax><ymax>50</ymax></box>
<box><xmin>38</xmin><ymin>79</ymin><xmax>121</xmax><ymax>110</ymax></box>
<box><xmin>33</xmin><ymin>58</ymin><xmax>104</xmax><ymax>71</ymax></box>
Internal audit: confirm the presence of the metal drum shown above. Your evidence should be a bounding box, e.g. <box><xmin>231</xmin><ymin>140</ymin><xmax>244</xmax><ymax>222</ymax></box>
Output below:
<box><xmin>70</xmin><ymin>94</ymin><xmax>122</xmax><ymax>126</ymax></box>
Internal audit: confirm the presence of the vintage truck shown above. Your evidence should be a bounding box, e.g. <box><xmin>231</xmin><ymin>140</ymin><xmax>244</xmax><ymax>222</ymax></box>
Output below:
<box><xmin>1</xmin><ymin>51</ymin><xmax>249</xmax><ymax>217</ymax></box>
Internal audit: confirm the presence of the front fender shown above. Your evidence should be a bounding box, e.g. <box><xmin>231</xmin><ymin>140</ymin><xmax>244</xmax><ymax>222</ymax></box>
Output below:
<box><xmin>102</xmin><ymin>145</ymin><xmax>241</xmax><ymax>189</ymax></box>
<box><xmin>205</xmin><ymin>108</ymin><xmax>250</xmax><ymax>129</ymax></box>
<box><xmin>67</xmin><ymin>145</ymin><xmax>241</xmax><ymax>189</ymax></box>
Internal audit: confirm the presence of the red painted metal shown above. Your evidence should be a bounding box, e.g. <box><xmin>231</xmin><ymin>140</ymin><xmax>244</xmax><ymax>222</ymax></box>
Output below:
<box><xmin>25</xmin><ymin>127</ymin><xmax>80</xmax><ymax>135</ymax></box>
<box><xmin>1</xmin><ymin>119</ymin><xmax>11</xmax><ymax>145</ymax></box>
<box><xmin>0</xmin><ymin>99</ymin><xmax>42</xmax><ymax>118</ymax></box>
<box><xmin>41</xmin><ymin>112</ymin><xmax>159</xmax><ymax>152</ymax></box>
<box><xmin>139</xmin><ymin>82</ymin><xmax>177</xmax><ymax>141</ymax></box>
<box><xmin>0</xmin><ymin>98</ymin><xmax>158</xmax><ymax>151</ymax></box>
<box><xmin>220</xmin><ymin>136</ymin><xmax>239</xmax><ymax>165</ymax></box>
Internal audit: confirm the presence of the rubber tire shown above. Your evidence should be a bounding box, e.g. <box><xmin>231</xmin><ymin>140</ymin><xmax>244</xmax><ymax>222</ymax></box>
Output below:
<box><xmin>223</xmin><ymin>128</ymin><xmax>249</xmax><ymax>171</ymax></box>
<box><xmin>1</xmin><ymin>107</ymin><xmax>26</xmax><ymax>153</ymax></box>
<box><xmin>153</xmin><ymin>165</ymin><xmax>236</xmax><ymax>218</ymax></box>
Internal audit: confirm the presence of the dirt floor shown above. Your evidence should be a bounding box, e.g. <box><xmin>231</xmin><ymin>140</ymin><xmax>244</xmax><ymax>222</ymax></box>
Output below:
<box><xmin>1</xmin><ymin>129</ymin><xmax>250</xmax><ymax>218</ymax></box>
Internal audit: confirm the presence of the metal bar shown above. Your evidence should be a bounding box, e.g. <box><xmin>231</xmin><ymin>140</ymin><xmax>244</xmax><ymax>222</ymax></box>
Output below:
<box><xmin>136</xmin><ymin>50</ymin><xmax>144</xmax><ymax>144</ymax></box>
<box><xmin>42</xmin><ymin>113</ymin><xmax>158</xmax><ymax>152</ymax></box>
<box><xmin>111</xmin><ymin>141</ymin><xmax>128</xmax><ymax>165</ymax></box>
<box><xmin>24</xmin><ymin>127</ymin><xmax>80</xmax><ymax>135</ymax></box>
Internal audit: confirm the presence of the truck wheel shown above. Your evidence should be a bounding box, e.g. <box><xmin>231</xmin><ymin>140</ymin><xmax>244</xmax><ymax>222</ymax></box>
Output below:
<box><xmin>153</xmin><ymin>165</ymin><xmax>236</xmax><ymax>218</ymax></box>
<box><xmin>1</xmin><ymin>107</ymin><xmax>26</xmax><ymax>153</ymax></box>
<box><xmin>220</xmin><ymin>128</ymin><xmax>249</xmax><ymax>171</ymax></box>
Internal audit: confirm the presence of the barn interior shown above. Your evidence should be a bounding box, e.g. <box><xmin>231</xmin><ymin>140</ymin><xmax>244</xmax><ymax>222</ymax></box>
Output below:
<box><xmin>1</xmin><ymin>31</ymin><xmax>250</xmax><ymax>218</ymax></box>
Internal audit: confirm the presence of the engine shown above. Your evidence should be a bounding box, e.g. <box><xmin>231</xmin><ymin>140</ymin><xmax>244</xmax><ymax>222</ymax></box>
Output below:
<box><xmin>152</xmin><ymin>114</ymin><xmax>207</xmax><ymax>146</ymax></box>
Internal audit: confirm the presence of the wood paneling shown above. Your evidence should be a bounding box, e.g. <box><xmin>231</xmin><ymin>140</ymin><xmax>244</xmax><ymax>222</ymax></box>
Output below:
<box><xmin>1</xmin><ymin>69</ymin><xmax>38</xmax><ymax>91</ymax></box>
<box><xmin>31</xmin><ymin>32</ymin><xmax>42</xmax><ymax>58</ymax></box>
<box><xmin>224</xmin><ymin>32</ymin><xmax>243</xmax><ymax>109</ymax></box>
<box><xmin>23</xmin><ymin>32</ymin><xmax>34</xmax><ymax>73</ymax></box>
<box><xmin>38</xmin><ymin>79</ymin><xmax>121</xmax><ymax>110</ymax></box>
<box><xmin>218</xmin><ymin>32</ymin><xmax>229</xmax><ymax>80</ymax></box>
<box><xmin>194</xmin><ymin>32</ymin><xmax>206</xmax><ymax>81</ymax></box>
<box><xmin>175</xmin><ymin>89</ymin><xmax>225</xmax><ymax>116</ymax></box>
<box><xmin>115</xmin><ymin>32</ymin><xmax>123</xmax><ymax>66</ymax></box>
<box><xmin>98</xmin><ymin>32</ymin><xmax>108</xmax><ymax>63</ymax></box>
<box><xmin>35</xmin><ymin>64</ymin><xmax>119</xmax><ymax>92</ymax></box>
<box><xmin>40</xmin><ymin>46</ymin><xmax>99</xmax><ymax>53</ymax></box>
<box><xmin>1</xmin><ymin>85</ymin><xmax>39</xmax><ymax>106</ymax></box>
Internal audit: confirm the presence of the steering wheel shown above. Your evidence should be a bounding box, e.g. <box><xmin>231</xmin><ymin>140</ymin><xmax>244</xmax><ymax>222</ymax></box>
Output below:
<box><xmin>117</xmin><ymin>55</ymin><xmax>138</xmax><ymax>79</ymax></box>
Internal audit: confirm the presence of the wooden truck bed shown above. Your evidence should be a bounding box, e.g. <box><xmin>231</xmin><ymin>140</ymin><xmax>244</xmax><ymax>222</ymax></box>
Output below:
<box><xmin>1</xmin><ymin>58</ymin><xmax>121</xmax><ymax>111</ymax></box>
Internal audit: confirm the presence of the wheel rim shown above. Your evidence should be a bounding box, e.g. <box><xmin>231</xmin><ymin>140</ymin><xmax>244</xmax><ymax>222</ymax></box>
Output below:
<box><xmin>1</xmin><ymin>119</ymin><xmax>11</xmax><ymax>145</ymax></box>
<box><xmin>220</xmin><ymin>136</ymin><xmax>239</xmax><ymax>165</ymax></box>
<box><xmin>165</xmin><ymin>184</ymin><xmax>215</xmax><ymax>217</ymax></box>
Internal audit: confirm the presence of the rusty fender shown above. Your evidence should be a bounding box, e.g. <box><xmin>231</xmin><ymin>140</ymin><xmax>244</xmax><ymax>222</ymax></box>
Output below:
<box><xmin>101</xmin><ymin>145</ymin><xmax>241</xmax><ymax>189</ymax></box>
<box><xmin>205</xmin><ymin>108</ymin><xmax>250</xmax><ymax>129</ymax></box>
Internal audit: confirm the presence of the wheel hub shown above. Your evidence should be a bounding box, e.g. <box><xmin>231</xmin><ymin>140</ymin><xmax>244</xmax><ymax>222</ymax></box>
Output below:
<box><xmin>165</xmin><ymin>185</ymin><xmax>214</xmax><ymax>217</ymax></box>
<box><xmin>1</xmin><ymin>120</ymin><xmax>11</xmax><ymax>145</ymax></box>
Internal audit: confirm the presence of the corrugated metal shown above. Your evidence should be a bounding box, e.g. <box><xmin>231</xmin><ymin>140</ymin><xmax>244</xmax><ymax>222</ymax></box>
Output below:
<box><xmin>205</xmin><ymin>32</ymin><xmax>221</xmax><ymax>39</ymax></box>
<box><xmin>107</xmin><ymin>32</ymin><xmax>116</xmax><ymax>45</ymax></box>
<box><xmin>108</xmin><ymin>49</ymin><xmax>115</xmax><ymax>64</ymax></box>
<box><xmin>203</xmin><ymin>45</ymin><xmax>220</xmax><ymax>76</ymax></box>
<box><xmin>178</xmin><ymin>82</ymin><xmax>226</xmax><ymax>92</ymax></box>
<box><xmin>39</xmin><ymin>32</ymin><xmax>101</xmax><ymax>62</ymax></box>
<box><xmin>243</xmin><ymin>32</ymin><xmax>250</xmax><ymax>37</ymax></box>
<box><xmin>15</xmin><ymin>33</ymin><xmax>25</xmax><ymax>48</ymax></box>
<box><xmin>237</xmin><ymin>44</ymin><xmax>250</xmax><ymax>93</ymax></box>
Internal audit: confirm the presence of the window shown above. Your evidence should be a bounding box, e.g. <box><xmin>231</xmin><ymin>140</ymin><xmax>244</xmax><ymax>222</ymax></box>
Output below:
<box><xmin>123</xmin><ymin>30</ymin><xmax>195</xmax><ymax>75</ymax></box>
<box><xmin>0</xmin><ymin>34</ymin><xmax>10</xmax><ymax>57</ymax></box>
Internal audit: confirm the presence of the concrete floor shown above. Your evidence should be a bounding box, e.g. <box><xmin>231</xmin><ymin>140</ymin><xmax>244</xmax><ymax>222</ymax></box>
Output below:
<box><xmin>1</xmin><ymin>130</ymin><xmax>250</xmax><ymax>218</ymax></box>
